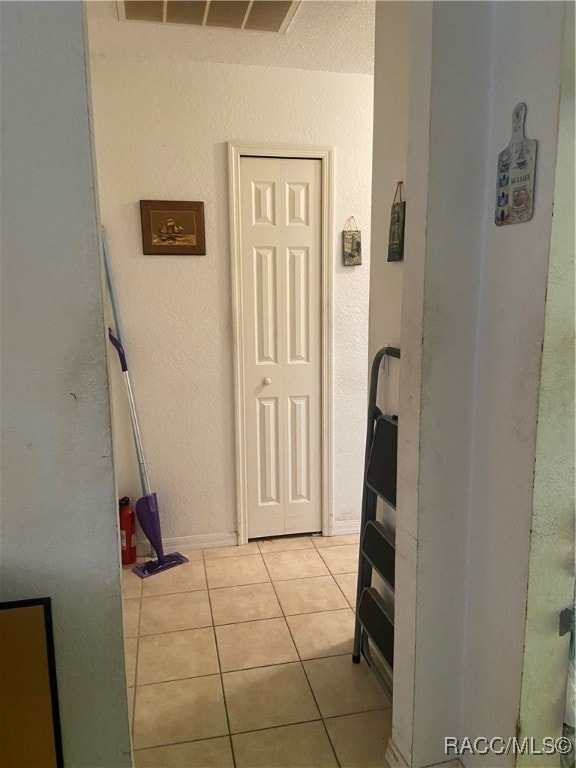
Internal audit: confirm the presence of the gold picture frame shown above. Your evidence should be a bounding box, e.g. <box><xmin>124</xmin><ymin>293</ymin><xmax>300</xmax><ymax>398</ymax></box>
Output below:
<box><xmin>140</xmin><ymin>200</ymin><xmax>206</xmax><ymax>255</ymax></box>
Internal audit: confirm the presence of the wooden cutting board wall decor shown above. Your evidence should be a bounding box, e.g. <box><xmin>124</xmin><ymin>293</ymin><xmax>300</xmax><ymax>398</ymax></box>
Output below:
<box><xmin>495</xmin><ymin>103</ymin><xmax>537</xmax><ymax>226</ymax></box>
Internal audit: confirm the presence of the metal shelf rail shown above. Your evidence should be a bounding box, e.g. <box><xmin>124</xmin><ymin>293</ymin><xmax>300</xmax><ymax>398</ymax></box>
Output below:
<box><xmin>352</xmin><ymin>345</ymin><xmax>400</xmax><ymax>701</ymax></box>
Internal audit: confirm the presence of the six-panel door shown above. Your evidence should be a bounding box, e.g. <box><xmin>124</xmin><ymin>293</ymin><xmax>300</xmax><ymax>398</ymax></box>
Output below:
<box><xmin>240</xmin><ymin>157</ymin><xmax>322</xmax><ymax>538</ymax></box>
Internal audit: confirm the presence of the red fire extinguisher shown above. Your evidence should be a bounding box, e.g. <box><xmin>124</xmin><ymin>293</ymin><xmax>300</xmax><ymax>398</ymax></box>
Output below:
<box><xmin>119</xmin><ymin>496</ymin><xmax>137</xmax><ymax>566</ymax></box>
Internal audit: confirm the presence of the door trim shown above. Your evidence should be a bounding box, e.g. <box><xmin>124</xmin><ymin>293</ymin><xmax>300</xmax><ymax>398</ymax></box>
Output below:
<box><xmin>228</xmin><ymin>142</ymin><xmax>334</xmax><ymax>544</ymax></box>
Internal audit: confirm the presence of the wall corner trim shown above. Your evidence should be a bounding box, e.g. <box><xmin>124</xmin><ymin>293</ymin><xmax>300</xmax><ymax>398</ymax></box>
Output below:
<box><xmin>385</xmin><ymin>739</ymin><xmax>411</xmax><ymax>768</ymax></box>
<box><xmin>386</xmin><ymin>739</ymin><xmax>464</xmax><ymax>768</ymax></box>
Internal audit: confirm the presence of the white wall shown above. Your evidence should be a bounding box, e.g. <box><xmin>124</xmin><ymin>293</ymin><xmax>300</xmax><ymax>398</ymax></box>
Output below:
<box><xmin>386</xmin><ymin>3</ymin><xmax>566</xmax><ymax>766</ymax></box>
<box><xmin>389</xmin><ymin>5</ymin><xmax>433</xmax><ymax>762</ymax></box>
<box><xmin>366</xmin><ymin>0</ymin><xmax>411</xmax><ymax>687</ymax></box>
<box><xmin>461</xmin><ymin>5</ymin><xmax>565</xmax><ymax>761</ymax></box>
<box><xmin>0</xmin><ymin>3</ymin><xmax>131</xmax><ymax>766</ymax></box>
<box><xmin>88</xmin><ymin>32</ymin><xmax>375</xmax><ymax>546</ymax></box>
<box><xmin>368</xmin><ymin>1</ymin><xmax>410</xmax><ymax>409</ymax></box>
<box><xmin>413</xmin><ymin>4</ymin><xmax>492</xmax><ymax>762</ymax></box>
<box><xmin>517</xmin><ymin>5</ymin><xmax>575</xmax><ymax>762</ymax></box>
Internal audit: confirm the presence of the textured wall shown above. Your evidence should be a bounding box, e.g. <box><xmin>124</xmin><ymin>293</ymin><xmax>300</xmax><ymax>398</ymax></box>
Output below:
<box><xmin>0</xmin><ymin>3</ymin><xmax>131</xmax><ymax>766</ymax></box>
<box><xmin>367</xmin><ymin>0</ymin><xmax>411</xmax><ymax>624</ymax></box>
<box><xmin>389</xmin><ymin>3</ymin><xmax>566</xmax><ymax>766</ymax></box>
<box><xmin>87</xmin><ymin>1</ymin><xmax>375</xmax><ymax>75</ymax></box>
<box><xmin>368</xmin><ymin>2</ymin><xmax>409</xmax><ymax>397</ymax></box>
<box><xmin>89</xmin><ymin>53</ymin><xmax>374</xmax><ymax>544</ymax></box>
<box><xmin>517</xmin><ymin>5</ymin><xmax>575</xmax><ymax>761</ymax></box>
<box><xmin>461</xmin><ymin>6</ymin><xmax>565</xmax><ymax>762</ymax></box>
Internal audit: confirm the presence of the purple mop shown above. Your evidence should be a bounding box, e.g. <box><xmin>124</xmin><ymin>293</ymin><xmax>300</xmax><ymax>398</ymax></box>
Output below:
<box><xmin>103</xmin><ymin>231</ymin><xmax>188</xmax><ymax>578</ymax></box>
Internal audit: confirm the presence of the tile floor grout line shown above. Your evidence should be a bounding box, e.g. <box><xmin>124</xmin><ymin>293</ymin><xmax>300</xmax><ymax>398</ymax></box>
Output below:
<box><xmin>277</xmin><ymin>605</ymin><xmax>342</xmax><ymax>766</ymax></box>
<box><xmin>320</xmin><ymin>715</ymin><xmax>342</xmax><ymax>768</ymax></box>
<box><xmin>138</xmin><ymin>622</ymin><xmax>215</xmax><ymax>638</ymax></box>
<box><xmin>259</xmin><ymin>550</ymin><xmax>339</xmax><ymax>766</ymax></box>
<box><xmin>277</xmin><ymin>580</ymin><xmax>342</xmax><ymax>768</ymax></box>
<box><xmin>311</xmin><ymin>536</ymin><xmax>360</xmax><ymax>552</ymax></box>
<box><xmin>260</xmin><ymin>537</ymin><xmax>372</xmax><ymax>768</ymax></box>
<box><xmin>212</xmin><ymin>605</ymin><xmax>351</xmax><ymax>627</ymax></box>
<box><xmin>127</xmin><ymin>568</ymin><xmax>143</xmax><ymax>739</ymax></box>
<box><xmin>267</xmin><ymin>571</ymin><xmax>356</xmax><ymax>583</ymax></box>
<box><xmin>322</xmin><ymin>706</ymin><xmax>391</xmax><ymax>724</ymax></box>
<box><xmin>206</xmin><ymin>579</ymin><xmax>270</xmax><ymax>590</ymax></box>
<box><xmin>332</xmin><ymin>572</ymin><xmax>357</xmax><ymax>610</ymax></box>
<box><xmin>133</xmin><ymin>668</ymin><xmax>224</xmax><ymax>687</ymax></box>
<box><xmin>139</xmin><ymin>587</ymin><xmax>208</xmax><ymax>598</ymax></box>
<box><xmin>260</xmin><ymin>553</ymin><xmax>356</xmax><ymax>667</ymax></box>
<box><xmin>133</xmin><ymin>731</ymin><xmax>232</xmax><ymax>755</ymax></box>
<box><xmin>205</xmin><ymin>550</ymin><xmax>269</xmax><ymax>591</ymax></box>
<box><xmin>132</xmin><ymin>704</ymin><xmax>392</xmax><ymax>754</ymax></box>
<box><xmin>217</xmin><ymin>655</ymin><xmax>329</xmax><ymax>677</ymax></box>
<box><xmin>133</xmin><ymin>654</ymin><xmax>396</xmax><ymax>696</ymax></box>
<box><xmin>257</xmin><ymin>544</ymin><xmax>316</xmax><ymax>554</ymax></box>
<box><xmin>319</xmin><ymin>707</ymin><xmax>391</xmax><ymax>768</ymax></box>
<box><xmin>316</xmin><ymin>547</ymin><xmax>337</xmax><ymax>576</ymax></box>
<box><xmin>208</xmin><ymin>572</ymin><xmax>353</xmax><ymax>592</ymax></box>
<box><xmin>229</xmin><ymin>715</ymin><xmax>325</xmax><ymax>737</ymax></box>
<box><xmin>132</xmin><ymin>660</ymin><xmax>306</xmax><ymax>689</ymax></box>
<box><xmin>133</xmin><ymin>715</ymin><xmax>328</xmax><ymax>753</ymax></box>
<box><xmin>203</xmin><ymin>548</ymin><xmax>237</xmax><ymax>768</ymax></box>
<box><xmin>227</xmin><ymin>707</ymin><xmax>389</xmax><ymax>736</ymax></box>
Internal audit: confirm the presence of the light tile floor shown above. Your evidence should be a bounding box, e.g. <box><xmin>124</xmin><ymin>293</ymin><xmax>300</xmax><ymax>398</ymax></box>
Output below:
<box><xmin>122</xmin><ymin>534</ymin><xmax>391</xmax><ymax>768</ymax></box>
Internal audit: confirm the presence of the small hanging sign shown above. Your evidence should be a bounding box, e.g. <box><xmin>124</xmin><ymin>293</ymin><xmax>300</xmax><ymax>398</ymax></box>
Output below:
<box><xmin>343</xmin><ymin>217</ymin><xmax>362</xmax><ymax>266</ymax></box>
<box><xmin>495</xmin><ymin>103</ymin><xmax>537</xmax><ymax>226</ymax></box>
<box><xmin>387</xmin><ymin>182</ymin><xmax>405</xmax><ymax>262</ymax></box>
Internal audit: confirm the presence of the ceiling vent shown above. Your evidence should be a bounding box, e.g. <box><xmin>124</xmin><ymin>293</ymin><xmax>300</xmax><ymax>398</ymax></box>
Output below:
<box><xmin>118</xmin><ymin>1</ymin><xmax>301</xmax><ymax>33</ymax></box>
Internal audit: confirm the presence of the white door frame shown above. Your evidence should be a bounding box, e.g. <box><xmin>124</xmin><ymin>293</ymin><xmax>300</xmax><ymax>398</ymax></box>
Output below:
<box><xmin>228</xmin><ymin>142</ymin><xmax>334</xmax><ymax>544</ymax></box>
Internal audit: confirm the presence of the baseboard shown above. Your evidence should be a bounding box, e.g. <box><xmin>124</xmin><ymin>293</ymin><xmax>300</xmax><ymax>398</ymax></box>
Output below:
<box><xmin>136</xmin><ymin>524</ymin><xmax>359</xmax><ymax>556</ymax></box>
<box><xmin>137</xmin><ymin>532</ymin><xmax>238</xmax><ymax>556</ymax></box>
<box><xmin>385</xmin><ymin>740</ymin><xmax>463</xmax><ymax>768</ymax></box>
<box><xmin>331</xmin><ymin>519</ymin><xmax>361</xmax><ymax>536</ymax></box>
<box><xmin>386</xmin><ymin>739</ymin><xmax>411</xmax><ymax>768</ymax></box>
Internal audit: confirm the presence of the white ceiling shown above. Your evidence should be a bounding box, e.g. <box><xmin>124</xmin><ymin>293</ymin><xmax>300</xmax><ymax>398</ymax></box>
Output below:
<box><xmin>86</xmin><ymin>1</ymin><xmax>375</xmax><ymax>75</ymax></box>
<box><xmin>120</xmin><ymin>1</ymin><xmax>300</xmax><ymax>33</ymax></box>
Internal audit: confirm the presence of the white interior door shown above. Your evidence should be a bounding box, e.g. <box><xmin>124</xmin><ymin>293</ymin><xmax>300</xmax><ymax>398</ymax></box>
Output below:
<box><xmin>239</xmin><ymin>156</ymin><xmax>322</xmax><ymax>538</ymax></box>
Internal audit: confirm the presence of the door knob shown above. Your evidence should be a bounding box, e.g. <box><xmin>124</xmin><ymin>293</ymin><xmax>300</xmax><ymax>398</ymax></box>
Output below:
<box><xmin>263</xmin><ymin>377</ymin><xmax>272</xmax><ymax>385</ymax></box>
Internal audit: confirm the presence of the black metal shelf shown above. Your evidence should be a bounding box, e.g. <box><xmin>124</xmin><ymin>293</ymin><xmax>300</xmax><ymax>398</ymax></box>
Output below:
<box><xmin>361</xmin><ymin>520</ymin><xmax>395</xmax><ymax>592</ymax></box>
<box><xmin>357</xmin><ymin>587</ymin><xmax>394</xmax><ymax>671</ymax></box>
<box><xmin>352</xmin><ymin>345</ymin><xmax>399</xmax><ymax>701</ymax></box>
<box><xmin>366</xmin><ymin>414</ymin><xmax>398</xmax><ymax>508</ymax></box>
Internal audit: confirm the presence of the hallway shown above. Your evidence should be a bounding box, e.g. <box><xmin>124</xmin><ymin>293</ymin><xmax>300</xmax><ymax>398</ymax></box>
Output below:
<box><xmin>122</xmin><ymin>535</ymin><xmax>391</xmax><ymax>767</ymax></box>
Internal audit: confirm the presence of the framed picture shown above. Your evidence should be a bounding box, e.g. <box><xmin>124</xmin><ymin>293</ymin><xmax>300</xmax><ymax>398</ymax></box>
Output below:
<box><xmin>0</xmin><ymin>597</ymin><xmax>63</xmax><ymax>768</ymax></box>
<box><xmin>139</xmin><ymin>200</ymin><xmax>206</xmax><ymax>255</ymax></box>
<box><xmin>343</xmin><ymin>229</ymin><xmax>362</xmax><ymax>266</ymax></box>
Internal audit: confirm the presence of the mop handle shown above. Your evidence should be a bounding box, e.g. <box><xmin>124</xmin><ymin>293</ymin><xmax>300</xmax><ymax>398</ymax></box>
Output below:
<box><xmin>108</xmin><ymin>331</ymin><xmax>151</xmax><ymax>497</ymax></box>
<box><xmin>102</xmin><ymin>229</ymin><xmax>151</xmax><ymax>497</ymax></box>
<box><xmin>102</xmin><ymin>228</ymin><xmax>126</xmax><ymax>348</ymax></box>
<box><xmin>108</xmin><ymin>330</ymin><xmax>127</xmax><ymax>372</ymax></box>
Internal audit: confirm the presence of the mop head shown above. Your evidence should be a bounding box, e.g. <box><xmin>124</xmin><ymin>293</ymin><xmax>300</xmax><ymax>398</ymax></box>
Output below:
<box><xmin>132</xmin><ymin>552</ymin><xmax>189</xmax><ymax>579</ymax></box>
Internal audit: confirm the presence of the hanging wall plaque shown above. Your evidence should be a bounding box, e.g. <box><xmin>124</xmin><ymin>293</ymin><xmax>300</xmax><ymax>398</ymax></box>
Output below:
<box><xmin>387</xmin><ymin>182</ymin><xmax>405</xmax><ymax>261</ymax></box>
<box><xmin>343</xmin><ymin>217</ymin><xmax>362</xmax><ymax>266</ymax></box>
<box><xmin>495</xmin><ymin>103</ymin><xmax>537</xmax><ymax>226</ymax></box>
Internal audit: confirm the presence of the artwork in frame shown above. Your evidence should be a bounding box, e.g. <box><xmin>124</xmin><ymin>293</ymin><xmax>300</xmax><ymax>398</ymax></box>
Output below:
<box><xmin>139</xmin><ymin>200</ymin><xmax>206</xmax><ymax>255</ymax></box>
